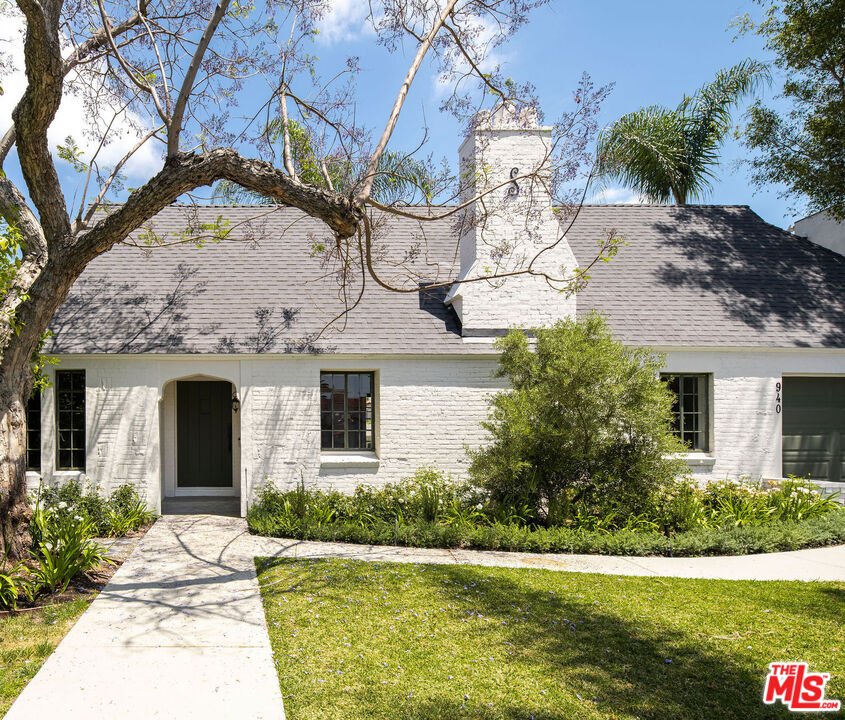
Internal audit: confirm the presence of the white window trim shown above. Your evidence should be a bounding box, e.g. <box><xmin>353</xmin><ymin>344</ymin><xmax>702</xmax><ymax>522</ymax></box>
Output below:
<box><xmin>319</xmin><ymin>451</ymin><xmax>380</xmax><ymax>469</ymax></box>
<box><xmin>670</xmin><ymin>452</ymin><xmax>716</xmax><ymax>467</ymax></box>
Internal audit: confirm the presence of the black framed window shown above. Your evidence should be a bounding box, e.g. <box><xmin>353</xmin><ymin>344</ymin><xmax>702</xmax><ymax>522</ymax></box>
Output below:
<box><xmin>26</xmin><ymin>393</ymin><xmax>41</xmax><ymax>471</ymax></box>
<box><xmin>56</xmin><ymin>370</ymin><xmax>86</xmax><ymax>470</ymax></box>
<box><xmin>662</xmin><ymin>373</ymin><xmax>710</xmax><ymax>452</ymax></box>
<box><xmin>320</xmin><ymin>372</ymin><xmax>374</xmax><ymax>450</ymax></box>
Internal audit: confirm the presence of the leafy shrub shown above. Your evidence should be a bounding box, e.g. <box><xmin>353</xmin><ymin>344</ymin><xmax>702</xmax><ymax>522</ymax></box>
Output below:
<box><xmin>0</xmin><ymin>563</ymin><xmax>41</xmax><ymax>610</ymax></box>
<box><xmin>468</xmin><ymin>313</ymin><xmax>687</xmax><ymax>519</ymax></box>
<box><xmin>33</xmin><ymin>479</ymin><xmax>156</xmax><ymax>537</ymax></box>
<box><xmin>652</xmin><ymin>476</ymin><xmax>841</xmax><ymax>532</ymax></box>
<box><xmin>29</xmin><ymin>506</ymin><xmax>110</xmax><ymax>593</ymax></box>
<box><xmin>767</xmin><ymin>476</ymin><xmax>841</xmax><ymax>521</ymax></box>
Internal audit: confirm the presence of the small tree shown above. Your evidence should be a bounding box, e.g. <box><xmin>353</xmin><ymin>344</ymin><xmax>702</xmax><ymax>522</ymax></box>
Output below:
<box><xmin>469</xmin><ymin>313</ymin><xmax>686</xmax><ymax>519</ymax></box>
<box><xmin>738</xmin><ymin>0</ymin><xmax>845</xmax><ymax>220</ymax></box>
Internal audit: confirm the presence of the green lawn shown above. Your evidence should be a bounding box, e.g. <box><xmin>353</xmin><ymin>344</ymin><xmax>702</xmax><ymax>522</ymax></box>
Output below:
<box><xmin>0</xmin><ymin>598</ymin><xmax>90</xmax><ymax>717</ymax></box>
<box><xmin>257</xmin><ymin>558</ymin><xmax>844</xmax><ymax>720</ymax></box>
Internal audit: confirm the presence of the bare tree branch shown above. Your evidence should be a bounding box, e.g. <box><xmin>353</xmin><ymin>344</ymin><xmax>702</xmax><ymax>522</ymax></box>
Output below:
<box><xmin>355</xmin><ymin>0</ymin><xmax>461</xmax><ymax>205</ymax></box>
<box><xmin>167</xmin><ymin>0</ymin><xmax>231</xmax><ymax>157</ymax></box>
<box><xmin>72</xmin><ymin>148</ymin><xmax>361</xmax><ymax>265</ymax></box>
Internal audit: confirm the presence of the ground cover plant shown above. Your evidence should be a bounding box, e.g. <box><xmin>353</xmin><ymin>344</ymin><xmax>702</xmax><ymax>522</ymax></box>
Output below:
<box><xmin>0</xmin><ymin>597</ymin><xmax>90</xmax><ymax>717</ymax></box>
<box><xmin>247</xmin><ymin>470</ymin><xmax>845</xmax><ymax>557</ymax></box>
<box><xmin>257</xmin><ymin>558</ymin><xmax>845</xmax><ymax>720</ymax></box>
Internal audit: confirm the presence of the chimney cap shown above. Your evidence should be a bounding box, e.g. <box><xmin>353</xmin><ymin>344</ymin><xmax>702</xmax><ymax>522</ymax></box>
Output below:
<box><xmin>469</xmin><ymin>103</ymin><xmax>544</xmax><ymax>131</ymax></box>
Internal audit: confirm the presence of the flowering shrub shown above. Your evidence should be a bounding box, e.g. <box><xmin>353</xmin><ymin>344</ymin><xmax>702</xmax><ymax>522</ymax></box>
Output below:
<box><xmin>768</xmin><ymin>477</ymin><xmax>841</xmax><ymax>521</ymax></box>
<box><xmin>654</xmin><ymin>476</ymin><xmax>840</xmax><ymax>531</ymax></box>
<box><xmin>29</xmin><ymin>505</ymin><xmax>110</xmax><ymax>593</ymax></box>
<box><xmin>33</xmin><ymin>479</ymin><xmax>156</xmax><ymax>537</ymax></box>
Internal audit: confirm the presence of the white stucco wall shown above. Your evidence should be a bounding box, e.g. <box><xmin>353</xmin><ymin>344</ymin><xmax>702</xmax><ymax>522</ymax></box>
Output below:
<box><xmin>28</xmin><ymin>347</ymin><xmax>845</xmax><ymax>515</ymax></box>
<box><xmin>791</xmin><ymin>211</ymin><xmax>845</xmax><ymax>257</ymax></box>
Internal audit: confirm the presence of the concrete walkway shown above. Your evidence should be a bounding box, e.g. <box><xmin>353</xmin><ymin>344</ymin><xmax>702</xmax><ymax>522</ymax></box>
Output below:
<box><xmin>249</xmin><ymin>535</ymin><xmax>845</xmax><ymax>581</ymax></box>
<box><xmin>6</xmin><ymin>515</ymin><xmax>285</xmax><ymax>720</ymax></box>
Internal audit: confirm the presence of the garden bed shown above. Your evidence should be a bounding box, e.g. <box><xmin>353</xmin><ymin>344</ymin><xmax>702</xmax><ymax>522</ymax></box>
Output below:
<box><xmin>247</xmin><ymin>471</ymin><xmax>845</xmax><ymax>557</ymax></box>
<box><xmin>248</xmin><ymin>508</ymin><xmax>845</xmax><ymax>557</ymax></box>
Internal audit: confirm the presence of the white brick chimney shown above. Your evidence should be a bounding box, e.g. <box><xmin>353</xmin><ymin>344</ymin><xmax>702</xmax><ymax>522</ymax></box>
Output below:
<box><xmin>445</xmin><ymin>104</ymin><xmax>578</xmax><ymax>336</ymax></box>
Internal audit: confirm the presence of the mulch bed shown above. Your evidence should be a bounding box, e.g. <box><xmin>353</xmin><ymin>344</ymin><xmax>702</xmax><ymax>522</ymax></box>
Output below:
<box><xmin>0</xmin><ymin>559</ymin><xmax>122</xmax><ymax>616</ymax></box>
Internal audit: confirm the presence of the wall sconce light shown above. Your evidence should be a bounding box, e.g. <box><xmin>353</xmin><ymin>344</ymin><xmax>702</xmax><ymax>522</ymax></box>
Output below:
<box><xmin>231</xmin><ymin>394</ymin><xmax>241</xmax><ymax>413</ymax></box>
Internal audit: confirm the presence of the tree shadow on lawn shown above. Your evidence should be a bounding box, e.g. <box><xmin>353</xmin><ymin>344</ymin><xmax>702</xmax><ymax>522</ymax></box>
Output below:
<box><xmin>405</xmin><ymin>566</ymin><xmax>802</xmax><ymax>720</ymax></box>
<box><xmin>746</xmin><ymin>580</ymin><xmax>845</xmax><ymax>628</ymax></box>
<box><xmin>264</xmin><ymin>560</ymin><xmax>812</xmax><ymax>719</ymax></box>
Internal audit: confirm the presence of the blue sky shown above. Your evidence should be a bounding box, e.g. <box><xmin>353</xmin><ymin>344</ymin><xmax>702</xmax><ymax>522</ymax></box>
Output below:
<box><xmin>1</xmin><ymin>1</ymin><xmax>799</xmax><ymax>228</ymax></box>
<box><xmin>312</xmin><ymin>0</ymin><xmax>795</xmax><ymax>227</ymax></box>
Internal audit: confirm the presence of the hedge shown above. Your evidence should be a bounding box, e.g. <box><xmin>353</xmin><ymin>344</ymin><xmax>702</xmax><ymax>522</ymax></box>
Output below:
<box><xmin>247</xmin><ymin>505</ymin><xmax>845</xmax><ymax>557</ymax></box>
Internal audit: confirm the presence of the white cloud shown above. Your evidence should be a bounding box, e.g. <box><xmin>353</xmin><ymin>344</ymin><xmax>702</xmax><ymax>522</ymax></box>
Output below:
<box><xmin>315</xmin><ymin>0</ymin><xmax>374</xmax><ymax>45</ymax></box>
<box><xmin>0</xmin><ymin>13</ymin><xmax>162</xmax><ymax>183</ymax></box>
<box><xmin>433</xmin><ymin>13</ymin><xmax>510</xmax><ymax>97</ymax></box>
<box><xmin>589</xmin><ymin>187</ymin><xmax>647</xmax><ymax>205</ymax></box>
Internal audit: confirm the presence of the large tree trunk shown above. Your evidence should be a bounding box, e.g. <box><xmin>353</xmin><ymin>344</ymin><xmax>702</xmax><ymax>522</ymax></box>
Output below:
<box><xmin>0</xmin><ymin>264</ymin><xmax>75</xmax><ymax>563</ymax></box>
<box><xmin>0</xmin><ymin>380</ymin><xmax>31</xmax><ymax>564</ymax></box>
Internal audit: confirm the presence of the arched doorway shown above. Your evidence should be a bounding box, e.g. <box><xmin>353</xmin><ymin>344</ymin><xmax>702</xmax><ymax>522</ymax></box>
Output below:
<box><xmin>160</xmin><ymin>374</ymin><xmax>241</xmax><ymax>514</ymax></box>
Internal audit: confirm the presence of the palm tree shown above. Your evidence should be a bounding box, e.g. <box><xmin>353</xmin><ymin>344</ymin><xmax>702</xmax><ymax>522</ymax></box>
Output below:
<box><xmin>596</xmin><ymin>60</ymin><xmax>769</xmax><ymax>205</ymax></box>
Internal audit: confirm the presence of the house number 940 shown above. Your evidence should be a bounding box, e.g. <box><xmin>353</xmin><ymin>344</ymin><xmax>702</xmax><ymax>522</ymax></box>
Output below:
<box><xmin>775</xmin><ymin>381</ymin><xmax>782</xmax><ymax>414</ymax></box>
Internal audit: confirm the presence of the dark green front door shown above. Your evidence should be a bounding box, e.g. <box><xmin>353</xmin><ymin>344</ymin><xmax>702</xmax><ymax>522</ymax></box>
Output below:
<box><xmin>177</xmin><ymin>381</ymin><xmax>233</xmax><ymax>488</ymax></box>
<box><xmin>782</xmin><ymin>377</ymin><xmax>845</xmax><ymax>483</ymax></box>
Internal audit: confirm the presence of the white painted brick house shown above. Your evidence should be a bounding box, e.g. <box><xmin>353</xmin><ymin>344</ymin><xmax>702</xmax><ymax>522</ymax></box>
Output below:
<box><xmin>26</xmin><ymin>107</ymin><xmax>845</xmax><ymax>516</ymax></box>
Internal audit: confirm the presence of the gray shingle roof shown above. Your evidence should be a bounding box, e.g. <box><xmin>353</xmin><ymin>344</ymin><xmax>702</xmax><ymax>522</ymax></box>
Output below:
<box><xmin>48</xmin><ymin>203</ymin><xmax>845</xmax><ymax>354</ymax></box>
<box><xmin>567</xmin><ymin>204</ymin><xmax>845</xmax><ymax>347</ymax></box>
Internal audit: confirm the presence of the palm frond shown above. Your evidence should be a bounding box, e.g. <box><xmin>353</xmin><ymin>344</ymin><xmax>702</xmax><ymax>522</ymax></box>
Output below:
<box><xmin>681</xmin><ymin>59</ymin><xmax>770</xmax><ymax>142</ymax></box>
<box><xmin>597</xmin><ymin>59</ymin><xmax>769</xmax><ymax>205</ymax></box>
<box><xmin>596</xmin><ymin>106</ymin><xmax>687</xmax><ymax>204</ymax></box>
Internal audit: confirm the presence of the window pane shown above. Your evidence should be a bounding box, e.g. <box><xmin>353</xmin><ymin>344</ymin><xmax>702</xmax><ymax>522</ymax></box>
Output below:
<box><xmin>662</xmin><ymin>373</ymin><xmax>709</xmax><ymax>452</ymax></box>
<box><xmin>26</xmin><ymin>394</ymin><xmax>41</xmax><ymax>472</ymax></box>
<box><xmin>320</xmin><ymin>372</ymin><xmax>375</xmax><ymax>450</ymax></box>
<box><xmin>57</xmin><ymin>370</ymin><xmax>85</xmax><ymax>470</ymax></box>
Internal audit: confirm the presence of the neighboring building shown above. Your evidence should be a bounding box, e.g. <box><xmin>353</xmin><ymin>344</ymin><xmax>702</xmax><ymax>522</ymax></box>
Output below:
<box><xmin>791</xmin><ymin>209</ymin><xmax>845</xmax><ymax>258</ymax></box>
<box><xmin>25</xmin><ymin>107</ymin><xmax>845</xmax><ymax>516</ymax></box>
